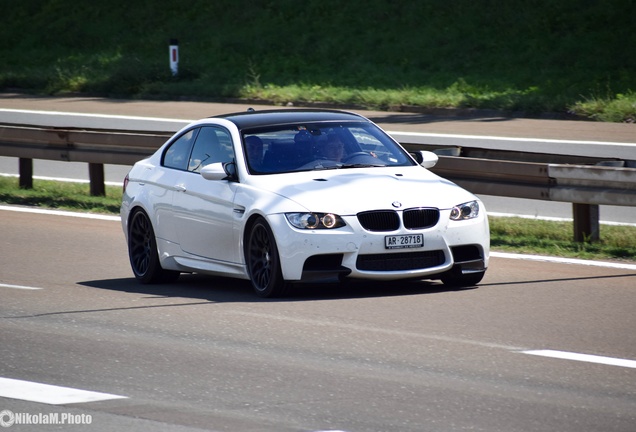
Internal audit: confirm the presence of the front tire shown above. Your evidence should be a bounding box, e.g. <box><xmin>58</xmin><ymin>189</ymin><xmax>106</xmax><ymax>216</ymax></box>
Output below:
<box><xmin>128</xmin><ymin>210</ymin><xmax>179</xmax><ymax>284</ymax></box>
<box><xmin>246</xmin><ymin>218</ymin><xmax>287</xmax><ymax>297</ymax></box>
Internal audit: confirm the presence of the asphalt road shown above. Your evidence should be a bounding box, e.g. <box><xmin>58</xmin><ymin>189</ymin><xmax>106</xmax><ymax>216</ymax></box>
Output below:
<box><xmin>3</xmin><ymin>93</ymin><xmax>636</xmax><ymax>142</ymax></box>
<box><xmin>1</xmin><ymin>208</ymin><xmax>635</xmax><ymax>431</ymax></box>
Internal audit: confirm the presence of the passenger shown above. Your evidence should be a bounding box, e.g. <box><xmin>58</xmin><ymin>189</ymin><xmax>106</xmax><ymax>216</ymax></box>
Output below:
<box><xmin>244</xmin><ymin>135</ymin><xmax>264</xmax><ymax>170</ymax></box>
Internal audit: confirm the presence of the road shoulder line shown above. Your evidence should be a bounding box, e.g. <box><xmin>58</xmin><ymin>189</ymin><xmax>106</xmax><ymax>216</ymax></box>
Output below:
<box><xmin>0</xmin><ymin>377</ymin><xmax>127</xmax><ymax>405</ymax></box>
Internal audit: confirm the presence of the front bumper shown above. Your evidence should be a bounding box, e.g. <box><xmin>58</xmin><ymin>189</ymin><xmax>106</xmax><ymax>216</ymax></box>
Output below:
<box><xmin>268</xmin><ymin>209</ymin><xmax>490</xmax><ymax>282</ymax></box>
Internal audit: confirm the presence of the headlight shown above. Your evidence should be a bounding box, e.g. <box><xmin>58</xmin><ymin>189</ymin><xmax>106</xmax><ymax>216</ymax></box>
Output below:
<box><xmin>449</xmin><ymin>201</ymin><xmax>480</xmax><ymax>221</ymax></box>
<box><xmin>285</xmin><ymin>212</ymin><xmax>346</xmax><ymax>229</ymax></box>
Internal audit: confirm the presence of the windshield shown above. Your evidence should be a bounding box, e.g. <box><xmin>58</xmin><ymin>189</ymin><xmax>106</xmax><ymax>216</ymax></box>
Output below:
<box><xmin>242</xmin><ymin>121</ymin><xmax>416</xmax><ymax>174</ymax></box>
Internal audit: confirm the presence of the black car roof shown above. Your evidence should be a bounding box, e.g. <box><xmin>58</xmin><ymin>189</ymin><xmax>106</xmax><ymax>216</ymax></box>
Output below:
<box><xmin>214</xmin><ymin>108</ymin><xmax>368</xmax><ymax>130</ymax></box>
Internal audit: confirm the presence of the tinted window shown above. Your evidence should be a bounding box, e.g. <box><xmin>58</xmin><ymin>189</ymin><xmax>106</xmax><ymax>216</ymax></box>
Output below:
<box><xmin>243</xmin><ymin>122</ymin><xmax>414</xmax><ymax>174</ymax></box>
<box><xmin>163</xmin><ymin>129</ymin><xmax>198</xmax><ymax>170</ymax></box>
<box><xmin>188</xmin><ymin>126</ymin><xmax>234</xmax><ymax>173</ymax></box>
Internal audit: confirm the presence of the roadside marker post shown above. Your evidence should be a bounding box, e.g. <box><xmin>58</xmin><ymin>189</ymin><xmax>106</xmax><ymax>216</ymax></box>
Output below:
<box><xmin>169</xmin><ymin>39</ymin><xmax>179</xmax><ymax>76</ymax></box>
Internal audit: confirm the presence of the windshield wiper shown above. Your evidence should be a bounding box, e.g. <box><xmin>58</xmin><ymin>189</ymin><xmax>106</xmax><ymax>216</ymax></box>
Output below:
<box><xmin>339</xmin><ymin>163</ymin><xmax>385</xmax><ymax>169</ymax></box>
<box><xmin>294</xmin><ymin>161</ymin><xmax>383</xmax><ymax>172</ymax></box>
<box><xmin>298</xmin><ymin>162</ymin><xmax>341</xmax><ymax>171</ymax></box>
<box><xmin>312</xmin><ymin>165</ymin><xmax>341</xmax><ymax>170</ymax></box>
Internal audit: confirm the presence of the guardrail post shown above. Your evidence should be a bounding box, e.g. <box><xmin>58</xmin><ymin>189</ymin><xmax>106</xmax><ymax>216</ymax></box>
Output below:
<box><xmin>573</xmin><ymin>203</ymin><xmax>599</xmax><ymax>243</ymax></box>
<box><xmin>88</xmin><ymin>163</ymin><xmax>106</xmax><ymax>196</ymax></box>
<box><xmin>19</xmin><ymin>158</ymin><xmax>33</xmax><ymax>189</ymax></box>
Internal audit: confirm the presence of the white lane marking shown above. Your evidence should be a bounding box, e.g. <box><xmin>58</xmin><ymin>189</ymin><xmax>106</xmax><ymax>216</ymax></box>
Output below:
<box><xmin>0</xmin><ymin>377</ymin><xmax>127</xmax><ymax>405</ymax></box>
<box><xmin>0</xmin><ymin>108</ymin><xmax>192</xmax><ymax>124</ymax></box>
<box><xmin>0</xmin><ymin>173</ymin><xmax>120</xmax><ymax>187</ymax></box>
<box><xmin>0</xmin><ymin>205</ymin><xmax>120</xmax><ymax>221</ymax></box>
<box><xmin>522</xmin><ymin>350</ymin><xmax>636</xmax><ymax>369</ymax></box>
<box><xmin>388</xmin><ymin>130</ymin><xmax>636</xmax><ymax>147</ymax></box>
<box><xmin>490</xmin><ymin>251</ymin><xmax>636</xmax><ymax>271</ymax></box>
<box><xmin>0</xmin><ymin>283</ymin><xmax>42</xmax><ymax>290</ymax></box>
<box><xmin>237</xmin><ymin>311</ymin><xmax>636</xmax><ymax>371</ymax></box>
<box><xmin>4</xmin><ymin>109</ymin><xmax>633</xmax><ymax>146</ymax></box>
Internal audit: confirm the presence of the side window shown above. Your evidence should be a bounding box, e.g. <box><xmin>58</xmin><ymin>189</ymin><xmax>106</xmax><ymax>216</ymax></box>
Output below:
<box><xmin>163</xmin><ymin>129</ymin><xmax>198</xmax><ymax>170</ymax></box>
<box><xmin>188</xmin><ymin>126</ymin><xmax>234</xmax><ymax>173</ymax></box>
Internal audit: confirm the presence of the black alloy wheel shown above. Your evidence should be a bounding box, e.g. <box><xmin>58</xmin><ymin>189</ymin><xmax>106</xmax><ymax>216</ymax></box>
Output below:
<box><xmin>128</xmin><ymin>210</ymin><xmax>179</xmax><ymax>284</ymax></box>
<box><xmin>246</xmin><ymin>218</ymin><xmax>287</xmax><ymax>297</ymax></box>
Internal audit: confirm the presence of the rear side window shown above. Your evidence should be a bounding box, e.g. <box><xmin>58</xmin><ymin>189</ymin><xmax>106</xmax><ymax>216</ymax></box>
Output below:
<box><xmin>163</xmin><ymin>129</ymin><xmax>198</xmax><ymax>170</ymax></box>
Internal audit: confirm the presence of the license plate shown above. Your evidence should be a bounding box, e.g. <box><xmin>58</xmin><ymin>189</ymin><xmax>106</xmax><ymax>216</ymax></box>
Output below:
<box><xmin>385</xmin><ymin>234</ymin><xmax>424</xmax><ymax>249</ymax></box>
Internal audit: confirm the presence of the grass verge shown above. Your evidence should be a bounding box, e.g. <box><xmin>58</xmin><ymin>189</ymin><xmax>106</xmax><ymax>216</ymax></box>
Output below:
<box><xmin>489</xmin><ymin>217</ymin><xmax>636</xmax><ymax>263</ymax></box>
<box><xmin>1</xmin><ymin>1</ymin><xmax>635</xmax><ymax>121</ymax></box>
<box><xmin>0</xmin><ymin>177</ymin><xmax>121</xmax><ymax>215</ymax></box>
<box><xmin>1</xmin><ymin>176</ymin><xmax>635</xmax><ymax>263</ymax></box>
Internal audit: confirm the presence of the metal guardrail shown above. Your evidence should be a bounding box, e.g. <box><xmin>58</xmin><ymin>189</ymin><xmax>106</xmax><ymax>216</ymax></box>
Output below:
<box><xmin>429</xmin><ymin>156</ymin><xmax>636</xmax><ymax>207</ymax></box>
<box><xmin>427</xmin><ymin>155</ymin><xmax>636</xmax><ymax>242</ymax></box>
<box><xmin>1</xmin><ymin>123</ymin><xmax>635</xmax><ymax>242</ymax></box>
<box><xmin>0</xmin><ymin>124</ymin><xmax>169</xmax><ymax>165</ymax></box>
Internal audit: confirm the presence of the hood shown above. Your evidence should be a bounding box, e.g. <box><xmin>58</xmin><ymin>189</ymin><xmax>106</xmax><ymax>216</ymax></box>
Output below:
<box><xmin>249</xmin><ymin>166</ymin><xmax>477</xmax><ymax>214</ymax></box>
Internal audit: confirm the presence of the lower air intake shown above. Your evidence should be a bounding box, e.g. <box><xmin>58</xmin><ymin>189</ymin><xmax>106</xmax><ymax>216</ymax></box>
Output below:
<box><xmin>356</xmin><ymin>250</ymin><xmax>445</xmax><ymax>271</ymax></box>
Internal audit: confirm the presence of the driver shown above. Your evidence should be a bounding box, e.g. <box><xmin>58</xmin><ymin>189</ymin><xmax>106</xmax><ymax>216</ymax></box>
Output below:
<box><xmin>321</xmin><ymin>134</ymin><xmax>345</xmax><ymax>162</ymax></box>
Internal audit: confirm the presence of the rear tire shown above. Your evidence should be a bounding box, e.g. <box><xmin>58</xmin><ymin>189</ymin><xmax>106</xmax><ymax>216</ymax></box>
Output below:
<box><xmin>246</xmin><ymin>218</ymin><xmax>287</xmax><ymax>297</ymax></box>
<box><xmin>128</xmin><ymin>210</ymin><xmax>180</xmax><ymax>284</ymax></box>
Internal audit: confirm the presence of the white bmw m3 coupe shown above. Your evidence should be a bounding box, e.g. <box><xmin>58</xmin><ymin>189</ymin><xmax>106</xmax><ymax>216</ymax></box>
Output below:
<box><xmin>121</xmin><ymin>109</ymin><xmax>489</xmax><ymax>297</ymax></box>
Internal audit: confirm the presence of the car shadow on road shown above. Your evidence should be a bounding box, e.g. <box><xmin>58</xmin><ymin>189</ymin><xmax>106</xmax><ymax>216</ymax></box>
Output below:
<box><xmin>79</xmin><ymin>273</ymin><xmax>476</xmax><ymax>303</ymax></box>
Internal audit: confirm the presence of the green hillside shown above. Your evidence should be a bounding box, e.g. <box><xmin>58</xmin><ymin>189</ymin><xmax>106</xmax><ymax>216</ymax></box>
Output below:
<box><xmin>1</xmin><ymin>0</ymin><xmax>634</xmax><ymax>121</ymax></box>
